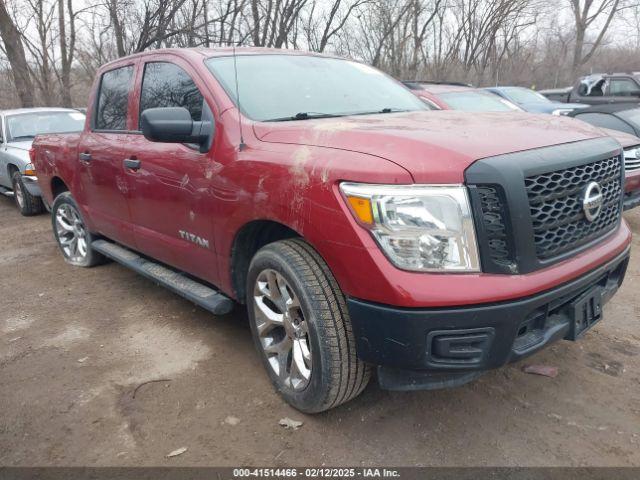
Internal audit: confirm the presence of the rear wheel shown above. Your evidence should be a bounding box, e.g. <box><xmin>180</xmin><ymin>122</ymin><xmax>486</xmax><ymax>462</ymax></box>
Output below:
<box><xmin>12</xmin><ymin>171</ymin><xmax>44</xmax><ymax>216</ymax></box>
<box><xmin>247</xmin><ymin>239</ymin><xmax>370</xmax><ymax>413</ymax></box>
<box><xmin>51</xmin><ymin>192</ymin><xmax>105</xmax><ymax>267</ymax></box>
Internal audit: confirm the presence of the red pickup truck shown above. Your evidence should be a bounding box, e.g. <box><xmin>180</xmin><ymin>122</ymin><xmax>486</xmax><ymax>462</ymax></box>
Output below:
<box><xmin>32</xmin><ymin>48</ymin><xmax>631</xmax><ymax>413</ymax></box>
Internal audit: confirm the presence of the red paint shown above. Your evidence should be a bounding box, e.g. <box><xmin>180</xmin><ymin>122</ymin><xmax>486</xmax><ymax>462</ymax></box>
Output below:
<box><xmin>32</xmin><ymin>48</ymin><xmax>632</xmax><ymax>308</ymax></box>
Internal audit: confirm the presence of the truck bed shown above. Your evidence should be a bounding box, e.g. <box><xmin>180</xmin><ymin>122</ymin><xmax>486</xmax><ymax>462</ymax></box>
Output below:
<box><xmin>32</xmin><ymin>132</ymin><xmax>81</xmax><ymax>204</ymax></box>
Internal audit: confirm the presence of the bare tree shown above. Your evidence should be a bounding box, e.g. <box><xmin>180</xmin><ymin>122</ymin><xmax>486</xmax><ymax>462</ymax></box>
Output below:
<box><xmin>303</xmin><ymin>0</ymin><xmax>369</xmax><ymax>52</ymax></box>
<box><xmin>568</xmin><ymin>0</ymin><xmax>629</xmax><ymax>77</ymax></box>
<box><xmin>1</xmin><ymin>0</ymin><xmax>640</xmax><ymax>109</ymax></box>
<box><xmin>250</xmin><ymin>0</ymin><xmax>310</xmax><ymax>48</ymax></box>
<box><xmin>0</xmin><ymin>0</ymin><xmax>34</xmax><ymax>106</ymax></box>
<box><xmin>57</xmin><ymin>0</ymin><xmax>76</xmax><ymax>106</ymax></box>
<box><xmin>23</xmin><ymin>0</ymin><xmax>57</xmax><ymax>105</ymax></box>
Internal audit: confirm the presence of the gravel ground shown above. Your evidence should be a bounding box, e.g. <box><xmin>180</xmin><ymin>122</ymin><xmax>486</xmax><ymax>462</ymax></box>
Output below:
<box><xmin>1</xmin><ymin>195</ymin><xmax>639</xmax><ymax>467</ymax></box>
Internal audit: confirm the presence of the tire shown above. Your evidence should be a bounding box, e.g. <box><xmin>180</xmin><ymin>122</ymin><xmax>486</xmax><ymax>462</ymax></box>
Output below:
<box><xmin>247</xmin><ymin>238</ymin><xmax>371</xmax><ymax>413</ymax></box>
<box><xmin>12</xmin><ymin>171</ymin><xmax>44</xmax><ymax>216</ymax></box>
<box><xmin>51</xmin><ymin>192</ymin><xmax>105</xmax><ymax>267</ymax></box>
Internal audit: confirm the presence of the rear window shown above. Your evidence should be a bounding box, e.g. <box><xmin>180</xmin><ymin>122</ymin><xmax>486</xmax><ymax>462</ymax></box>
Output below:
<box><xmin>95</xmin><ymin>66</ymin><xmax>134</xmax><ymax>131</ymax></box>
<box><xmin>6</xmin><ymin>111</ymin><xmax>86</xmax><ymax>142</ymax></box>
<box><xmin>439</xmin><ymin>91</ymin><xmax>521</xmax><ymax>112</ymax></box>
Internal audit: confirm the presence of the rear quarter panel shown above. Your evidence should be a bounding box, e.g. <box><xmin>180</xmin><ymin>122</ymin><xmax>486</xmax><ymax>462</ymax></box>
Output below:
<box><xmin>32</xmin><ymin>133</ymin><xmax>81</xmax><ymax>205</ymax></box>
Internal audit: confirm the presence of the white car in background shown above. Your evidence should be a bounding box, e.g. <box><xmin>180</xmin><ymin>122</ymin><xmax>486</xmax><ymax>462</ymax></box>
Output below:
<box><xmin>0</xmin><ymin>108</ymin><xmax>86</xmax><ymax>215</ymax></box>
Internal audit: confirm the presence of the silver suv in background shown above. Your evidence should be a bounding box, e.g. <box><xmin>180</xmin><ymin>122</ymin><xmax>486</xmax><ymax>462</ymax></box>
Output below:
<box><xmin>0</xmin><ymin>108</ymin><xmax>86</xmax><ymax>215</ymax></box>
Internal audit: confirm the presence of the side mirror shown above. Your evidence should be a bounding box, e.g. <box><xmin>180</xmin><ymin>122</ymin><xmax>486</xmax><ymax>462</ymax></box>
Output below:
<box><xmin>141</xmin><ymin>107</ymin><xmax>213</xmax><ymax>153</ymax></box>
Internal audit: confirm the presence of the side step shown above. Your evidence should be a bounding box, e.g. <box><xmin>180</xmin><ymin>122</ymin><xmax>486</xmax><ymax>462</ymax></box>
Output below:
<box><xmin>92</xmin><ymin>239</ymin><xmax>234</xmax><ymax>315</ymax></box>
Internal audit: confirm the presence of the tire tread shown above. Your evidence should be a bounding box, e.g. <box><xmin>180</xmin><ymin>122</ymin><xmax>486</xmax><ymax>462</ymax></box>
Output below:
<box><xmin>259</xmin><ymin>238</ymin><xmax>371</xmax><ymax>411</ymax></box>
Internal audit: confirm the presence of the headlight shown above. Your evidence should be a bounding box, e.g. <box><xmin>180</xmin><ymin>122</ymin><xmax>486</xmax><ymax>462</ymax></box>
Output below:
<box><xmin>624</xmin><ymin>146</ymin><xmax>640</xmax><ymax>173</ymax></box>
<box><xmin>552</xmin><ymin>109</ymin><xmax>571</xmax><ymax>116</ymax></box>
<box><xmin>340</xmin><ymin>183</ymin><xmax>480</xmax><ymax>272</ymax></box>
<box><xmin>624</xmin><ymin>146</ymin><xmax>640</xmax><ymax>160</ymax></box>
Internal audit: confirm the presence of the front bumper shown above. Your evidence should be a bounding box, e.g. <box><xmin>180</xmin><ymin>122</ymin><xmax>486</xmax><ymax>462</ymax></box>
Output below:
<box><xmin>623</xmin><ymin>189</ymin><xmax>640</xmax><ymax>211</ymax></box>
<box><xmin>21</xmin><ymin>175</ymin><xmax>42</xmax><ymax>197</ymax></box>
<box><xmin>624</xmin><ymin>169</ymin><xmax>640</xmax><ymax>210</ymax></box>
<box><xmin>347</xmin><ymin>247</ymin><xmax>630</xmax><ymax>391</ymax></box>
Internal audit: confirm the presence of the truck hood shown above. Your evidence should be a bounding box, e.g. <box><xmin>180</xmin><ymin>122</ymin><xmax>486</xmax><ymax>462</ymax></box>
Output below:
<box><xmin>600</xmin><ymin>127</ymin><xmax>640</xmax><ymax>148</ymax></box>
<box><xmin>253</xmin><ymin>110</ymin><xmax>607</xmax><ymax>183</ymax></box>
<box><xmin>5</xmin><ymin>140</ymin><xmax>33</xmax><ymax>152</ymax></box>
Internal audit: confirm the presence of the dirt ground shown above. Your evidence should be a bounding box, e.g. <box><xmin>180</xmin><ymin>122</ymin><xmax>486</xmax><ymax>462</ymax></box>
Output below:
<box><xmin>1</xmin><ymin>195</ymin><xmax>639</xmax><ymax>467</ymax></box>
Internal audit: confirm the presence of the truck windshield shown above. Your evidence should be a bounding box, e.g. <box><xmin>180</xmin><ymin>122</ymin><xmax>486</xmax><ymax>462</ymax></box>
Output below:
<box><xmin>439</xmin><ymin>91</ymin><xmax>521</xmax><ymax>112</ymax></box>
<box><xmin>205</xmin><ymin>54</ymin><xmax>427</xmax><ymax>122</ymax></box>
<box><xmin>6</xmin><ymin>111</ymin><xmax>85</xmax><ymax>142</ymax></box>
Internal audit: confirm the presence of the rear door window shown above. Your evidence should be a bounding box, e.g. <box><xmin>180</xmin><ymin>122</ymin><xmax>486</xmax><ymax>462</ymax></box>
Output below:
<box><xmin>94</xmin><ymin>66</ymin><xmax>134</xmax><ymax>131</ymax></box>
<box><xmin>608</xmin><ymin>78</ymin><xmax>640</xmax><ymax>97</ymax></box>
<box><xmin>139</xmin><ymin>62</ymin><xmax>204</xmax><ymax>122</ymax></box>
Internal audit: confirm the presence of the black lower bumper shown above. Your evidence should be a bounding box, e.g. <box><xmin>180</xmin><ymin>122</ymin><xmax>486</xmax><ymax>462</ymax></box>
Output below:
<box><xmin>347</xmin><ymin>248</ymin><xmax>630</xmax><ymax>391</ymax></box>
<box><xmin>623</xmin><ymin>190</ymin><xmax>640</xmax><ymax>211</ymax></box>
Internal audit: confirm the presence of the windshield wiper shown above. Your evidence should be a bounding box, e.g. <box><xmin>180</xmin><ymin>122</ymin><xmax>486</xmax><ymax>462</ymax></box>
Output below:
<box><xmin>266</xmin><ymin>112</ymin><xmax>346</xmax><ymax>122</ymax></box>
<box><xmin>352</xmin><ymin>108</ymin><xmax>411</xmax><ymax>116</ymax></box>
<box><xmin>266</xmin><ymin>108</ymin><xmax>412</xmax><ymax>122</ymax></box>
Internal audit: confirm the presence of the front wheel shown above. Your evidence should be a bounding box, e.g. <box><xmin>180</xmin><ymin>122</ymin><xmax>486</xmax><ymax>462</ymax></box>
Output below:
<box><xmin>247</xmin><ymin>239</ymin><xmax>370</xmax><ymax>413</ymax></box>
<box><xmin>12</xmin><ymin>171</ymin><xmax>44</xmax><ymax>216</ymax></box>
<box><xmin>51</xmin><ymin>192</ymin><xmax>105</xmax><ymax>267</ymax></box>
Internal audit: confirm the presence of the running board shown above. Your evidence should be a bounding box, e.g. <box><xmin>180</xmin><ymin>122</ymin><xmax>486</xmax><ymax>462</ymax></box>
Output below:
<box><xmin>92</xmin><ymin>239</ymin><xmax>234</xmax><ymax>315</ymax></box>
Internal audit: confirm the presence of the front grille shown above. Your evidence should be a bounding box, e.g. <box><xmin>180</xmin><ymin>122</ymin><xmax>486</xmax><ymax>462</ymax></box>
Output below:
<box><xmin>476</xmin><ymin>186</ymin><xmax>514</xmax><ymax>268</ymax></box>
<box><xmin>525</xmin><ymin>156</ymin><xmax>622</xmax><ymax>260</ymax></box>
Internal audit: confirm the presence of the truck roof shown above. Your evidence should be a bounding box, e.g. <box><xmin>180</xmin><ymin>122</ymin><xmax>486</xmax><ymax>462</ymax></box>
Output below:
<box><xmin>98</xmin><ymin>47</ymin><xmax>332</xmax><ymax>71</ymax></box>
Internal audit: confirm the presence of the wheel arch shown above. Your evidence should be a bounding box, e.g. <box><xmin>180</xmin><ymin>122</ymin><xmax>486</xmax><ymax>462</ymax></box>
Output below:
<box><xmin>50</xmin><ymin>176</ymin><xmax>69</xmax><ymax>199</ymax></box>
<box><xmin>230</xmin><ymin>219</ymin><xmax>301</xmax><ymax>303</ymax></box>
<box><xmin>7</xmin><ymin>162</ymin><xmax>20</xmax><ymax>178</ymax></box>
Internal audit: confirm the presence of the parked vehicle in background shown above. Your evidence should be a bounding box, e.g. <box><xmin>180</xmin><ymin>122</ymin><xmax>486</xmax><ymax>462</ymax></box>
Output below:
<box><xmin>540</xmin><ymin>73</ymin><xmax>640</xmax><ymax>106</ymax></box>
<box><xmin>0</xmin><ymin>108</ymin><xmax>86</xmax><ymax>215</ymax></box>
<box><xmin>404</xmin><ymin>82</ymin><xmax>522</xmax><ymax>112</ymax></box>
<box><xmin>485</xmin><ymin>86</ymin><xmax>588</xmax><ymax>115</ymax></box>
<box><xmin>604</xmin><ymin>129</ymin><xmax>640</xmax><ymax>211</ymax></box>
<box><xmin>539</xmin><ymin>86</ymin><xmax>573</xmax><ymax>103</ymax></box>
<box><xmin>567</xmin><ymin>104</ymin><xmax>640</xmax><ymax>210</ymax></box>
<box><xmin>32</xmin><ymin>48</ymin><xmax>631</xmax><ymax>413</ymax></box>
<box><xmin>568</xmin><ymin>103</ymin><xmax>640</xmax><ymax>137</ymax></box>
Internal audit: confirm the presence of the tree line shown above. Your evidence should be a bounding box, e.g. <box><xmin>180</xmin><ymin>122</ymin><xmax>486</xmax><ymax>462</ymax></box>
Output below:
<box><xmin>0</xmin><ymin>0</ymin><xmax>638</xmax><ymax>109</ymax></box>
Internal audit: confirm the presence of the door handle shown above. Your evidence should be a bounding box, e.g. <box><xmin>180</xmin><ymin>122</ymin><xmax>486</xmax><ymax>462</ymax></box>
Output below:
<box><xmin>123</xmin><ymin>158</ymin><xmax>141</xmax><ymax>171</ymax></box>
<box><xmin>79</xmin><ymin>152</ymin><xmax>92</xmax><ymax>163</ymax></box>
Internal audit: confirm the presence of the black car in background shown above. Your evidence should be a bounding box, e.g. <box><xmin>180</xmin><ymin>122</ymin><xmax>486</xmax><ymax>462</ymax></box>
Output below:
<box><xmin>540</xmin><ymin>73</ymin><xmax>640</xmax><ymax>105</ymax></box>
<box><xmin>569</xmin><ymin>103</ymin><xmax>640</xmax><ymax>210</ymax></box>
<box><xmin>568</xmin><ymin>103</ymin><xmax>640</xmax><ymax>136</ymax></box>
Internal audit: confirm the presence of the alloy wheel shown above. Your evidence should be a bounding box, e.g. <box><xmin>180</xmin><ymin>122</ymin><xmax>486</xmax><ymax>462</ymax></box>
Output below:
<box><xmin>55</xmin><ymin>204</ymin><xmax>88</xmax><ymax>263</ymax></box>
<box><xmin>253</xmin><ymin>269</ymin><xmax>312</xmax><ymax>391</ymax></box>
